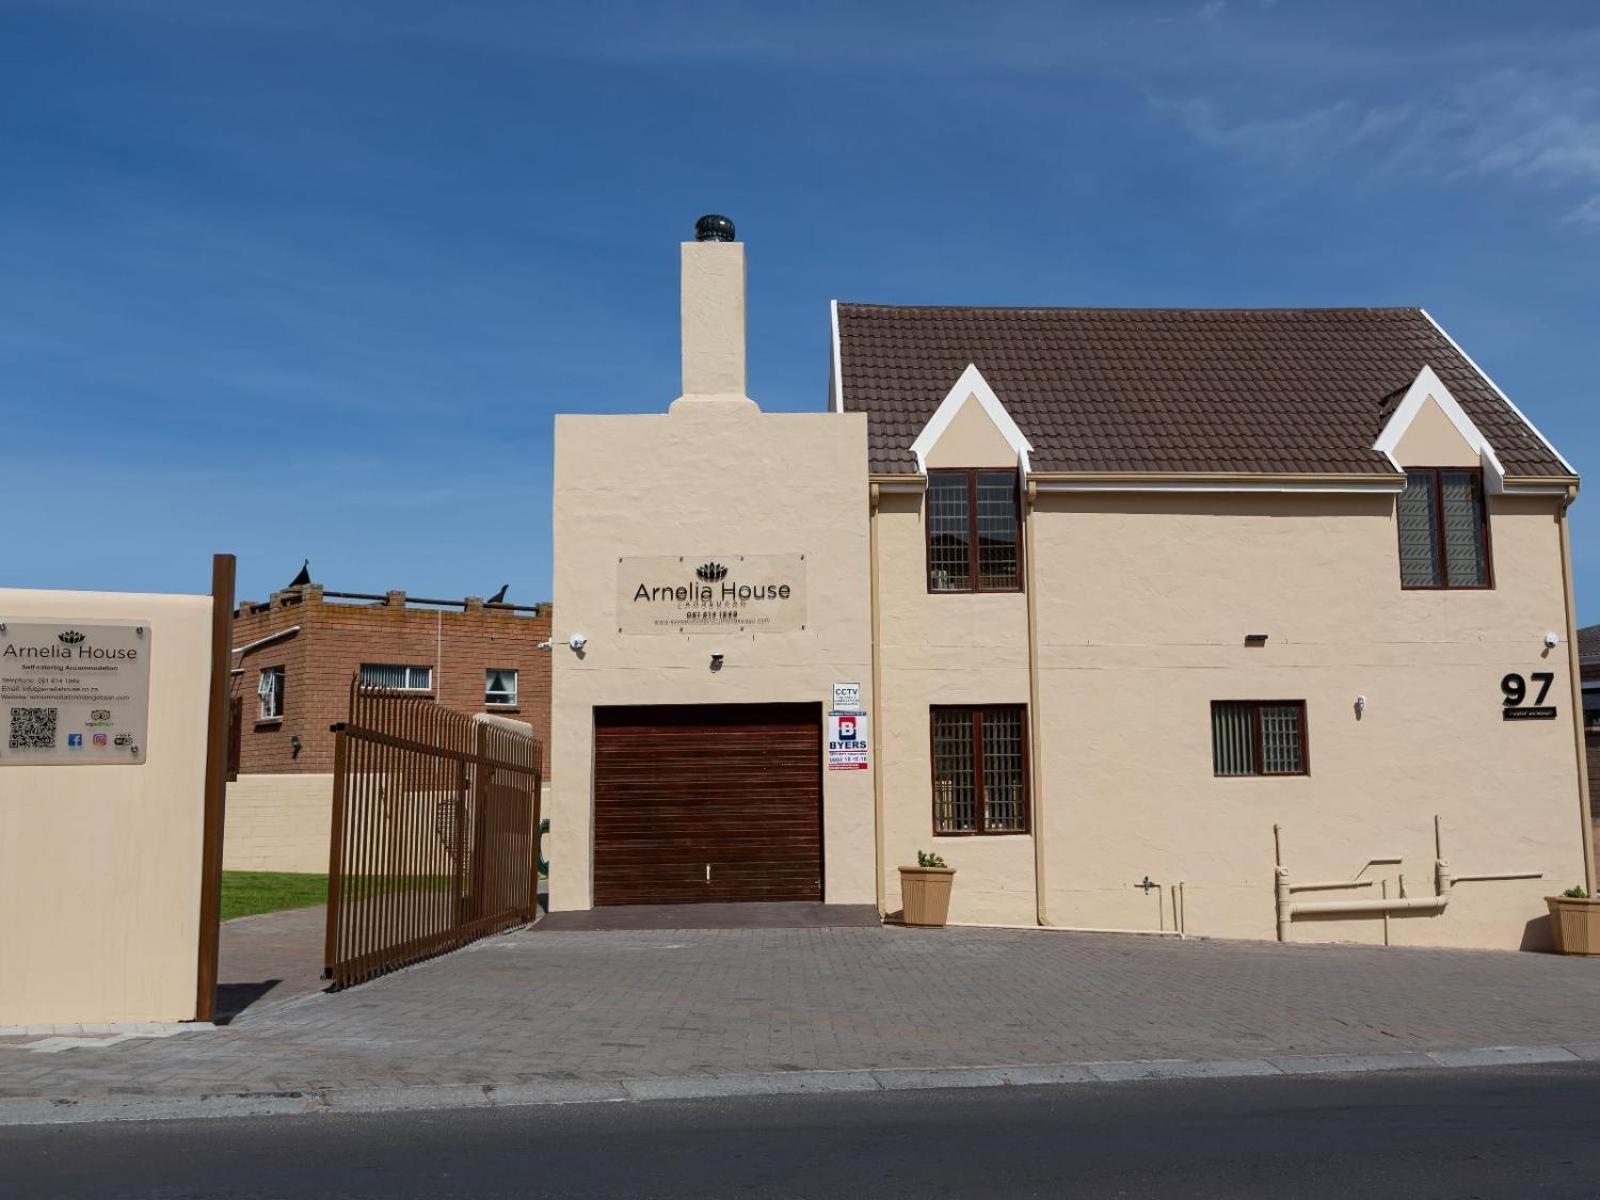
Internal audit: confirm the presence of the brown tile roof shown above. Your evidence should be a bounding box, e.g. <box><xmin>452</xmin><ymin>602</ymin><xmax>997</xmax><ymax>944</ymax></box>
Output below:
<box><xmin>1578</xmin><ymin>624</ymin><xmax>1600</xmax><ymax>664</ymax></box>
<box><xmin>836</xmin><ymin>305</ymin><xmax>1571</xmax><ymax>479</ymax></box>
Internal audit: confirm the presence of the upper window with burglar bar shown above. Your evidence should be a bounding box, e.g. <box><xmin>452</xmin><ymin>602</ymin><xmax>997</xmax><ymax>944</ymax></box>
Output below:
<box><xmin>926</xmin><ymin>469</ymin><xmax>1022</xmax><ymax>593</ymax></box>
<box><xmin>1397</xmin><ymin>468</ymin><xmax>1491</xmax><ymax>589</ymax></box>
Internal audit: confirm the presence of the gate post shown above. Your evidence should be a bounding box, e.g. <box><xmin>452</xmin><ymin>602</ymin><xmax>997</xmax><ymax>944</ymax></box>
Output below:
<box><xmin>195</xmin><ymin>552</ymin><xmax>235</xmax><ymax>1024</ymax></box>
<box><xmin>323</xmin><ymin>726</ymin><xmax>349</xmax><ymax>980</ymax></box>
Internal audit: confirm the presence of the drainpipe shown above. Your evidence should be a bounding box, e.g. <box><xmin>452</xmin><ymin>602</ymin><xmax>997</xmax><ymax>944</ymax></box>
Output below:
<box><xmin>1025</xmin><ymin>479</ymin><xmax>1049</xmax><ymax>926</ymax></box>
<box><xmin>1273</xmin><ymin>815</ymin><xmax>1541</xmax><ymax>935</ymax></box>
<box><xmin>1557</xmin><ymin>486</ymin><xmax>1598</xmax><ymax>894</ymax></box>
<box><xmin>869</xmin><ymin>483</ymin><xmax>886</xmax><ymax>916</ymax></box>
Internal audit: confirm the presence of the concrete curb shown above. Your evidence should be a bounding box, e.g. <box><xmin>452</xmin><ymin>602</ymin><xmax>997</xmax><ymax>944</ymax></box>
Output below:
<box><xmin>2</xmin><ymin>1044</ymin><xmax>1596</xmax><ymax>1127</ymax></box>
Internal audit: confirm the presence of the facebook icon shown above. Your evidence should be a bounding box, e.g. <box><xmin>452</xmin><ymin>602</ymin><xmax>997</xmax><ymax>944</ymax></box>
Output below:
<box><xmin>67</xmin><ymin>733</ymin><xmax>83</xmax><ymax>748</ymax></box>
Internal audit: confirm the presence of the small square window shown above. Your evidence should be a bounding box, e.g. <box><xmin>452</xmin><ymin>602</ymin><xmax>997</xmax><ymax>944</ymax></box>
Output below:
<box><xmin>257</xmin><ymin>665</ymin><xmax>286</xmax><ymax>721</ymax></box>
<box><xmin>1211</xmin><ymin>701</ymin><xmax>1308</xmax><ymax>776</ymax></box>
<box><xmin>485</xmin><ymin>668</ymin><xmax>518</xmax><ymax>707</ymax></box>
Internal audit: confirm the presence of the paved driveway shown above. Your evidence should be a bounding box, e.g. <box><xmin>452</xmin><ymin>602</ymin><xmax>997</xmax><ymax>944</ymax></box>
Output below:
<box><xmin>5</xmin><ymin>917</ymin><xmax>1600</xmax><ymax>1105</ymax></box>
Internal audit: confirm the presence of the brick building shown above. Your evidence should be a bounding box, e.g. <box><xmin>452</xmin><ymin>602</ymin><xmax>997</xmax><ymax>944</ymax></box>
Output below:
<box><xmin>230</xmin><ymin>582</ymin><xmax>552</xmax><ymax>774</ymax></box>
<box><xmin>223</xmin><ymin>580</ymin><xmax>551</xmax><ymax>873</ymax></box>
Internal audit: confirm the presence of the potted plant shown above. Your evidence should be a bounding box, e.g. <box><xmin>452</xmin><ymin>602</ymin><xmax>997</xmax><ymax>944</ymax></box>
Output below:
<box><xmin>1547</xmin><ymin>886</ymin><xmax>1600</xmax><ymax>955</ymax></box>
<box><xmin>899</xmin><ymin>850</ymin><xmax>956</xmax><ymax>928</ymax></box>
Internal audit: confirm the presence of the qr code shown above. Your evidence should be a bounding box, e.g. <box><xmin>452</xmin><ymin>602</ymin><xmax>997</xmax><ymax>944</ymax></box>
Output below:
<box><xmin>8</xmin><ymin>707</ymin><xmax>58</xmax><ymax>750</ymax></box>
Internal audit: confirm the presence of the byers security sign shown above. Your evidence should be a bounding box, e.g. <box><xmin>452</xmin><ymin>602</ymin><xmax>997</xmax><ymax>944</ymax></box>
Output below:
<box><xmin>617</xmin><ymin>555</ymin><xmax>806</xmax><ymax>635</ymax></box>
<box><xmin>827</xmin><ymin>711</ymin><xmax>869</xmax><ymax>771</ymax></box>
<box><xmin>0</xmin><ymin>620</ymin><xmax>151</xmax><ymax>765</ymax></box>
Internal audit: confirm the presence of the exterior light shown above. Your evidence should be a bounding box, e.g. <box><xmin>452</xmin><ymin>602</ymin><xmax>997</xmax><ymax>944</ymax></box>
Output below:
<box><xmin>710</xmin><ymin>653</ymin><xmax>725</xmax><ymax>672</ymax></box>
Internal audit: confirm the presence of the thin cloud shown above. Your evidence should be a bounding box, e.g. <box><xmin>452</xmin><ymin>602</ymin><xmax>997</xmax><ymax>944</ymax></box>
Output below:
<box><xmin>1161</xmin><ymin>67</ymin><xmax>1600</xmax><ymax>229</ymax></box>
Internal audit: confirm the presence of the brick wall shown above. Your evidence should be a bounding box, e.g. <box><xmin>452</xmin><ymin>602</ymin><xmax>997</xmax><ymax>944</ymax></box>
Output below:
<box><xmin>230</xmin><ymin>587</ymin><xmax>551</xmax><ymax>777</ymax></box>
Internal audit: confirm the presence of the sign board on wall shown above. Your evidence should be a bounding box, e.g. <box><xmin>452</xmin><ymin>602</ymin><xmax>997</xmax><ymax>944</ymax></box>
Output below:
<box><xmin>617</xmin><ymin>555</ymin><xmax>807</xmax><ymax>635</ymax></box>
<box><xmin>832</xmin><ymin>682</ymin><xmax>862</xmax><ymax>712</ymax></box>
<box><xmin>1502</xmin><ymin>671</ymin><xmax>1559</xmax><ymax>721</ymax></box>
<box><xmin>0</xmin><ymin>620</ymin><xmax>151</xmax><ymax>765</ymax></box>
<box><xmin>827</xmin><ymin>710</ymin><xmax>869</xmax><ymax>771</ymax></box>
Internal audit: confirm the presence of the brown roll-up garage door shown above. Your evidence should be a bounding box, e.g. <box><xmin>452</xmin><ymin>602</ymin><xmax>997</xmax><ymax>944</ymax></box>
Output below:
<box><xmin>593</xmin><ymin>703</ymin><xmax>823</xmax><ymax>905</ymax></box>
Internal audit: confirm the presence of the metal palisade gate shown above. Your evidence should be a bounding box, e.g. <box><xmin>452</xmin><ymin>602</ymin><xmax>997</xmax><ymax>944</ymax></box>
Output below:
<box><xmin>324</xmin><ymin>680</ymin><xmax>543</xmax><ymax>989</ymax></box>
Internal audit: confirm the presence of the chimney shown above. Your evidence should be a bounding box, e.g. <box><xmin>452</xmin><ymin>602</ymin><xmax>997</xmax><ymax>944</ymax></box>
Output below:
<box><xmin>672</xmin><ymin>214</ymin><xmax>757</xmax><ymax>412</ymax></box>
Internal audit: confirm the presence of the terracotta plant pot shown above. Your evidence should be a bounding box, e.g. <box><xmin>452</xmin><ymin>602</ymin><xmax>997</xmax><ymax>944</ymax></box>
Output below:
<box><xmin>1547</xmin><ymin>896</ymin><xmax>1600</xmax><ymax>955</ymax></box>
<box><xmin>899</xmin><ymin>866</ymin><xmax>956</xmax><ymax>927</ymax></box>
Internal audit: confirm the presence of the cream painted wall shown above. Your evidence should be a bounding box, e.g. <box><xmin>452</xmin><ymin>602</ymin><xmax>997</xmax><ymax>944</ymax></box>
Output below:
<box><xmin>550</xmin><ymin>402</ymin><xmax>875</xmax><ymax>910</ymax></box>
<box><xmin>923</xmin><ymin>394</ymin><xmax>1019</xmax><ymax>469</ymax></box>
<box><xmin>1392</xmin><ymin>394</ymin><xmax>1481</xmax><ymax>468</ymax></box>
<box><xmin>877</xmin><ymin>488</ymin><xmax>1585</xmax><ymax>948</ymax></box>
<box><xmin>223</xmin><ymin>774</ymin><xmax>333</xmax><ymax>873</ymax></box>
<box><xmin>873</xmin><ymin>399</ymin><xmax>1585</xmax><ymax>949</ymax></box>
<box><xmin>0</xmin><ymin>589</ymin><xmax>212</xmax><ymax>1025</ymax></box>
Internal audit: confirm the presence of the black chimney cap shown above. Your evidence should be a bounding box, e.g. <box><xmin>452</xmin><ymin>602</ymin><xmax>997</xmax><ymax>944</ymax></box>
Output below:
<box><xmin>694</xmin><ymin>214</ymin><xmax>735</xmax><ymax>242</ymax></box>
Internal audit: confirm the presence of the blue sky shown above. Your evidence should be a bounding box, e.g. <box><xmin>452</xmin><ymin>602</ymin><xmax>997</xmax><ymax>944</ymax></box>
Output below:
<box><xmin>4</xmin><ymin>1</ymin><xmax>1600</xmax><ymax>615</ymax></box>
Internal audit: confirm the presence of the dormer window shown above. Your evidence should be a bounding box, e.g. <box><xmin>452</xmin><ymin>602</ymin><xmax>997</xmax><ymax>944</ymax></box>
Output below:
<box><xmin>1398</xmin><ymin>468</ymin><xmax>1491</xmax><ymax>589</ymax></box>
<box><xmin>926</xmin><ymin>470</ymin><xmax>1022</xmax><ymax>593</ymax></box>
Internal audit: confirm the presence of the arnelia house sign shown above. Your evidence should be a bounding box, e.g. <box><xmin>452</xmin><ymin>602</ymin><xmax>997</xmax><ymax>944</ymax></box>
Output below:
<box><xmin>0</xmin><ymin>620</ymin><xmax>152</xmax><ymax>765</ymax></box>
<box><xmin>616</xmin><ymin>555</ymin><xmax>807</xmax><ymax>634</ymax></box>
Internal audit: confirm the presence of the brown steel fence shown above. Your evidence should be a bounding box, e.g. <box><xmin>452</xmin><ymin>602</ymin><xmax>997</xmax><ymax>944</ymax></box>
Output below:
<box><xmin>324</xmin><ymin>681</ymin><xmax>543</xmax><ymax>989</ymax></box>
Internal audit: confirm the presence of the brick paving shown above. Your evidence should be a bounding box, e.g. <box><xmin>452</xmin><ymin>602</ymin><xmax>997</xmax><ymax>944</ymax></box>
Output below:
<box><xmin>5</xmin><ymin>913</ymin><xmax>1600</xmax><ymax>1104</ymax></box>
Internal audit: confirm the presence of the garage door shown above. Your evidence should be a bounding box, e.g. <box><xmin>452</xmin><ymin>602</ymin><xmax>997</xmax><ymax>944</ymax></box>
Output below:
<box><xmin>593</xmin><ymin>703</ymin><xmax>823</xmax><ymax>905</ymax></box>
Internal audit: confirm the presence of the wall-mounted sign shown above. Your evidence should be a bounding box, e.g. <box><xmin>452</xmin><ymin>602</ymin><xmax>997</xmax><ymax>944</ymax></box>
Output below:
<box><xmin>833</xmin><ymin>681</ymin><xmax>862</xmax><ymax>712</ymax></box>
<box><xmin>1502</xmin><ymin>671</ymin><xmax>1558</xmax><ymax>721</ymax></box>
<box><xmin>827</xmin><ymin>710</ymin><xmax>869</xmax><ymax>771</ymax></box>
<box><xmin>0</xmin><ymin>619</ymin><xmax>151</xmax><ymax>765</ymax></box>
<box><xmin>617</xmin><ymin>555</ymin><xmax>807</xmax><ymax>635</ymax></box>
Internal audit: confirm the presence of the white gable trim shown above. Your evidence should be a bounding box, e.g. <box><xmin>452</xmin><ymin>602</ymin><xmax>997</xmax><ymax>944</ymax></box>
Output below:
<box><xmin>830</xmin><ymin>300</ymin><xmax>844</xmax><ymax>415</ymax></box>
<box><xmin>1421</xmin><ymin>308</ymin><xmax>1576</xmax><ymax>477</ymax></box>
<box><xmin>909</xmin><ymin>363</ymin><xmax>1033</xmax><ymax>476</ymax></box>
<box><xmin>1374</xmin><ymin>364</ymin><xmax>1506</xmax><ymax>492</ymax></box>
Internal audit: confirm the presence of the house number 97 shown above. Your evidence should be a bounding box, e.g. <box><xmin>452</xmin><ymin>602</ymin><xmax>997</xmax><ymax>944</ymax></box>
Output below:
<box><xmin>1502</xmin><ymin>672</ymin><xmax>1554</xmax><ymax>707</ymax></box>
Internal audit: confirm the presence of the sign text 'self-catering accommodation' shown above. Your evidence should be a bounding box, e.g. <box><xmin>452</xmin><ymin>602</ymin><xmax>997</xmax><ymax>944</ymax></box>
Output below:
<box><xmin>549</xmin><ymin>221</ymin><xmax>1591</xmax><ymax>949</ymax></box>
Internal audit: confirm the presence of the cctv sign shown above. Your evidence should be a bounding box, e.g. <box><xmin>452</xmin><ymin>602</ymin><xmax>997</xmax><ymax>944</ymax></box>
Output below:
<box><xmin>826</xmin><ymin>711</ymin><xmax>869</xmax><ymax>771</ymax></box>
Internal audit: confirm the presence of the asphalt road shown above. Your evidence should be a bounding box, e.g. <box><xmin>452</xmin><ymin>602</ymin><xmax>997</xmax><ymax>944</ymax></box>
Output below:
<box><xmin>8</xmin><ymin>1064</ymin><xmax>1600</xmax><ymax>1199</ymax></box>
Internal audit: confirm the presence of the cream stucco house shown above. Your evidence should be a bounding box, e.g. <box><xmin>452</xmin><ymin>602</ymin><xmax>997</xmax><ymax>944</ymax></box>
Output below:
<box><xmin>549</xmin><ymin>219</ymin><xmax>1591</xmax><ymax>951</ymax></box>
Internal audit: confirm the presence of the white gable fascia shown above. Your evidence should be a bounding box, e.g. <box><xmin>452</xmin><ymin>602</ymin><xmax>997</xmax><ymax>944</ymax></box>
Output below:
<box><xmin>1373</xmin><ymin>364</ymin><xmax>1506</xmax><ymax>492</ymax></box>
<box><xmin>830</xmin><ymin>300</ymin><xmax>844</xmax><ymax>415</ymax></box>
<box><xmin>1421</xmin><ymin>309</ymin><xmax>1576</xmax><ymax>477</ymax></box>
<box><xmin>909</xmin><ymin>363</ymin><xmax>1033</xmax><ymax>477</ymax></box>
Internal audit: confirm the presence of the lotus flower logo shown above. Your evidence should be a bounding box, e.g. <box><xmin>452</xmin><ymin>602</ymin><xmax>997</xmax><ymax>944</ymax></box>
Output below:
<box><xmin>58</xmin><ymin>630</ymin><xmax>86</xmax><ymax>645</ymax></box>
<box><xmin>696</xmin><ymin>562</ymin><xmax>729</xmax><ymax>583</ymax></box>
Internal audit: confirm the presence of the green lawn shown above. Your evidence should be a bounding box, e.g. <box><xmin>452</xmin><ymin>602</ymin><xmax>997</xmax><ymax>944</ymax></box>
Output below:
<box><xmin>221</xmin><ymin>871</ymin><xmax>328</xmax><ymax>920</ymax></box>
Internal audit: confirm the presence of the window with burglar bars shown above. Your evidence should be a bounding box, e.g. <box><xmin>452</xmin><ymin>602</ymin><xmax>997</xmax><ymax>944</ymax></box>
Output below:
<box><xmin>257</xmin><ymin>665</ymin><xmax>285</xmax><ymax>721</ymax></box>
<box><xmin>1211</xmin><ymin>701</ymin><xmax>1308</xmax><ymax>777</ymax></box>
<box><xmin>1397</xmin><ymin>468</ymin><xmax>1490</xmax><ymax>589</ymax></box>
<box><xmin>359</xmin><ymin>663</ymin><xmax>433</xmax><ymax>691</ymax></box>
<box><xmin>931</xmin><ymin>705</ymin><xmax>1029</xmax><ymax>834</ymax></box>
<box><xmin>927</xmin><ymin>470</ymin><xmax>1021</xmax><ymax>592</ymax></box>
<box><xmin>485</xmin><ymin>667</ymin><xmax>518</xmax><ymax>706</ymax></box>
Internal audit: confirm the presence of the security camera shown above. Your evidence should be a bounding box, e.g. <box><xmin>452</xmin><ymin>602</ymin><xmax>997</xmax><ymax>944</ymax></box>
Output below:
<box><xmin>568</xmin><ymin>633</ymin><xmax>588</xmax><ymax>651</ymax></box>
<box><xmin>1545</xmin><ymin>632</ymin><xmax>1561</xmax><ymax>649</ymax></box>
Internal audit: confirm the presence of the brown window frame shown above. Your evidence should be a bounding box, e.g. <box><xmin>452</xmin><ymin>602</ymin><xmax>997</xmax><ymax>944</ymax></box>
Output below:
<box><xmin>1397</xmin><ymin>467</ymin><xmax>1494</xmax><ymax>591</ymax></box>
<box><xmin>925</xmin><ymin>468</ymin><xmax>1024</xmax><ymax>594</ymax></box>
<box><xmin>929</xmin><ymin>704</ymin><xmax>1032</xmax><ymax>836</ymax></box>
<box><xmin>1210</xmin><ymin>700</ymin><xmax>1310</xmax><ymax>778</ymax></box>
